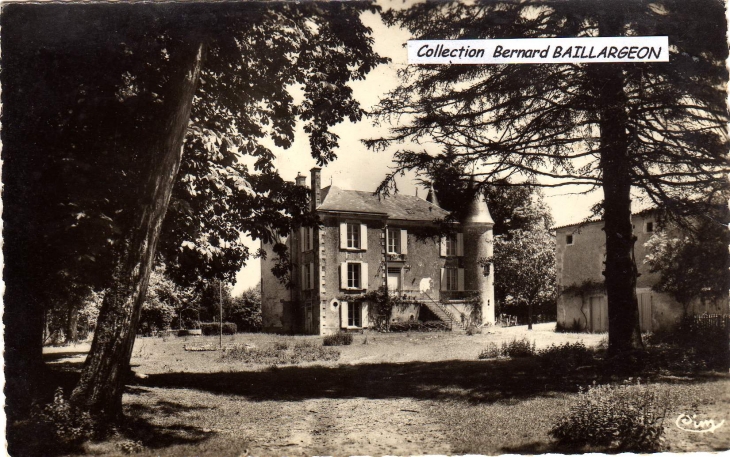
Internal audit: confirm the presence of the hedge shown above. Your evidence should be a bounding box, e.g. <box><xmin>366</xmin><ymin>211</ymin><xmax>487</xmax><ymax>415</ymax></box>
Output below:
<box><xmin>200</xmin><ymin>322</ymin><xmax>237</xmax><ymax>335</ymax></box>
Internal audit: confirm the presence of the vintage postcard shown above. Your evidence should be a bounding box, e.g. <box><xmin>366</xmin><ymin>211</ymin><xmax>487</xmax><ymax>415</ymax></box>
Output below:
<box><xmin>2</xmin><ymin>0</ymin><xmax>728</xmax><ymax>455</ymax></box>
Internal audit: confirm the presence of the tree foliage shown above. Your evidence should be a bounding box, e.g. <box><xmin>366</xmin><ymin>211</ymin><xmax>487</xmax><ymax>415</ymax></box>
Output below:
<box><xmin>367</xmin><ymin>0</ymin><xmax>728</xmax><ymax>354</ymax></box>
<box><xmin>427</xmin><ymin>148</ymin><xmax>553</xmax><ymax>234</ymax></box>
<box><xmin>644</xmin><ymin>211</ymin><xmax>729</xmax><ymax>311</ymax></box>
<box><xmin>3</xmin><ymin>1</ymin><xmax>385</xmax><ymax>422</ymax></box>
<box><xmin>491</xmin><ymin>228</ymin><xmax>557</xmax><ymax>328</ymax></box>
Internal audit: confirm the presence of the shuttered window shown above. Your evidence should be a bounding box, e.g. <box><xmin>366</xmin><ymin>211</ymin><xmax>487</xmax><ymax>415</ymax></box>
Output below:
<box><xmin>340</xmin><ymin>262</ymin><xmax>368</xmax><ymax>290</ymax></box>
<box><xmin>387</xmin><ymin>228</ymin><xmax>399</xmax><ymax>254</ymax></box>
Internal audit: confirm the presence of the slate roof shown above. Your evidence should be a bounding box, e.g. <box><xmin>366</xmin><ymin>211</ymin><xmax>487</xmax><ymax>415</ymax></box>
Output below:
<box><xmin>317</xmin><ymin>186</ymin><xmax>450</xmax><ymax>221</ymax></box>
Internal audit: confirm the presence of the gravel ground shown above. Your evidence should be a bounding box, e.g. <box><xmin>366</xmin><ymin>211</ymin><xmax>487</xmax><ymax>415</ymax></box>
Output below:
<box><xmin>48</xmin><ymin>324</ymin><xmax>728</xmax><ymax>456</ymax></box>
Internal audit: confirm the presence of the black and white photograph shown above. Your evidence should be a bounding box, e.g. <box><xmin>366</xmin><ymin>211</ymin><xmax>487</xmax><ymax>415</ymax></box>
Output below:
<box><xmin>2</xmin><ymin>0</ymin><xmax>729</xmax><ymax>455</ymax></box>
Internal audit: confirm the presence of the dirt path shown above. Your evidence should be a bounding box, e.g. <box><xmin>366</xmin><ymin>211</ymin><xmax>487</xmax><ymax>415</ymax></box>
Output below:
<box><xmin>127</xmin><ymin>387</ymin><xmax>450</xmax><ymax>456</ymax></box>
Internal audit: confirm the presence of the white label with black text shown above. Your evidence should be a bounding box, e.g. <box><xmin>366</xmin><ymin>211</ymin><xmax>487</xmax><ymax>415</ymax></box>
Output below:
<box><xmin>408</xmin><ymin>37</ymin><xmax>669</xmax><ymax>64</ymax></box>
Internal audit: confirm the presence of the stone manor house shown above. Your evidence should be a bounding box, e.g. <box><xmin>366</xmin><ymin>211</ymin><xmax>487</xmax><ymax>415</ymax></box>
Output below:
<box><xmin>261</xmin><ymin>168</ymin><xmax>496</xmax><ymax>335</ymax></box>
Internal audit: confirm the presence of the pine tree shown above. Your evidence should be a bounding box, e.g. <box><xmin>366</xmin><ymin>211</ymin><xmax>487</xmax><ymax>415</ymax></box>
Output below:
<box><xmin>367</xmin><ymin>0</ymin><xmax>728</xmax><ymax>355</ymax></box>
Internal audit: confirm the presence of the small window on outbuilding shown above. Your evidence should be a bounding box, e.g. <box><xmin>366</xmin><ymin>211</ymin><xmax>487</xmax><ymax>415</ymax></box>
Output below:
<box><xmin>645</xmin><ymin>222</ymin><xmax>654</xmax><ymax>233</ymax></box>
<box><xmin>566</xmin><ymin>234</ymin><xmax>574</xmax><ymax>245</ymax></box>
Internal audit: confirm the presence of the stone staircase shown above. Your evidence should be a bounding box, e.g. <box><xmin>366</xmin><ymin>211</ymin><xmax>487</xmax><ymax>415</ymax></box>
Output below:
<box><xmin>420</xmin><ymin>299</ymin><xmax>468</xmax><ymax>331</ymax></box>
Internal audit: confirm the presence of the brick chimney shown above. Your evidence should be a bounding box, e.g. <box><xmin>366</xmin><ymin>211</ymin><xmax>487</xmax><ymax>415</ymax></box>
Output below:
<box><xmin>310</xmin><ymin>167</ymin><xmax>321</xmax><ymax>210</ymax></box>
<box><xmin>295</xmin><ymin>172</ymin><xmax>306</xmax><ymax>187</ymax></box>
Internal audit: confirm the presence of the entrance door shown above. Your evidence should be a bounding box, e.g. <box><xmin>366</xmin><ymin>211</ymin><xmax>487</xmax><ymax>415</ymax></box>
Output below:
<box><xmin>305</xmin><ymin>304</ymin><xmax>313</xmax><ymax>334</ymax></box>
<box><xmin>589</xmin><ymin>295</ymin><xmax>608</xmax><ymax>332</ymax></box>
<box><xmin>638</xmin><ymin>293</ymin><xmax>653</xmax><ymax>332</ymax></box>
<box><xmin>387</xmin><ymin>268</ymin><xmax>401</xmax><ymax>292</ymax></box>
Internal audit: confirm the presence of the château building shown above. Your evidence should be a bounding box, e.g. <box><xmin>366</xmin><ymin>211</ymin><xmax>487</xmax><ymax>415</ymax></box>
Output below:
<box><xmin>261</xmin><ymin>168</ymin><xmax>496</xmax><ymax>335</ymax></box>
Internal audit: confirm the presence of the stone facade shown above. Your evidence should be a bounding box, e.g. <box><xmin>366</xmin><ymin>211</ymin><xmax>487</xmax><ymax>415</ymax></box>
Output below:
<box><xmin>556</xmin><ymin>211</ymin><xmax>729</xmax><ymax>333</ymax></box>
<box><xmin>261</xmin><ymin>169</ymin><xmax>496</xmax><ymax>335</ymax></box>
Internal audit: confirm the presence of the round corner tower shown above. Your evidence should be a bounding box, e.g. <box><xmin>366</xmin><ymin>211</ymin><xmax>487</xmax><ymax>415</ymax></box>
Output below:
<box><xmin>462</xmin><ymin>192</ymin><xmax>495</xmax><ymax>326</ymax></box>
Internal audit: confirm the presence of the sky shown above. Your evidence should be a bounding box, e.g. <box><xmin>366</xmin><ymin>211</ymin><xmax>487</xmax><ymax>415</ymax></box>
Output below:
<box><xmin>231</xmin><ymin>5</ymin><xmax>604</xmax><ymax>295</ymax></box>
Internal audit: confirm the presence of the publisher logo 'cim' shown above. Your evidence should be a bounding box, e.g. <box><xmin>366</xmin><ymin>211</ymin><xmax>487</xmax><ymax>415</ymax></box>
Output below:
<box><xmin>675</xmin><ymin>414</ymin><xmax>725</xmax><ymax>434</ymax></box>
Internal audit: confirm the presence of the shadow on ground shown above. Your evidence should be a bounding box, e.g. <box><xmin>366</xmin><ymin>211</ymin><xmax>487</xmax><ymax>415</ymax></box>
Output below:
<box><xmin>138</xmin><ymin>357</ymin><xmax>726</xmax><ymax>404</ymax></box>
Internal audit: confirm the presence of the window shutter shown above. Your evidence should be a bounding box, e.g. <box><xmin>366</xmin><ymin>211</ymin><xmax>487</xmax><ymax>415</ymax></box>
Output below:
<box><xmin>360</xmin><ymin>224</ymin><xmax>368</xmax><ymax>250</ymax></box>
<box><xmin>440</xmin><ymin>268</ymin><xmax>446</xmax><ymax>290</ymax></box>
<box><xmin>309</xmin><ymin>262</ymin><xmax>314</xmax><ymax>290</ymax></box>
<box><xmin>340</xmin><ymin>222</ymin><xmax>347</xmax><ymax>249</ymax></box>
<box><xmin>301</xmin><ymin>265</ymin><xmax>306</xmax><ymax>290</ymax></box>
<box><xmin>361</xmin><ymin>263</ymin><xmax>369</xmax><ymax>290</ymax></box>
<box><xmin>340</xmin><ymin>262</ymin><xmax>347</xmax><ymax>289</ymax></box>
<box><xmin>400</xmin><ymin>229</ymin><xmax>408</xmax><ymax>254</ymax></box>
<box><xmin>309</xmin><ymin>227</ymin><xmax>314</xmax><ymax>251</ymax></box>
<box><xmin>300</xmin><ymin>227</ymin><xmax>306</xmax><ymax>252</ymax></box>
<box><xmin>456</xmin><ymin>233</ymin><xmax>464</xmax><ymax>256</ymax></box>
<box><xmin>340</xmin><ymin>301</ymin><xmax>348</xmax><ymax>328</ymax></box>
<box><xmin>361</xmin><ymin>302</ymin><xmax>369</xmax><ymax>328</ymax></box>
<box><xmin>440</xmin><ymin>237</ymin><xmax>447</xmax><ymax>257</ymax></box>
<box><xmin>457</xmin><ymin>268</ymin><xmax>465</xmax><ymax>291</ymax></box>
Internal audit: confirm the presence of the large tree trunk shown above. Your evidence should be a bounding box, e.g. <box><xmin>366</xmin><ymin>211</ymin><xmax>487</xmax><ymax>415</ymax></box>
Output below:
<box><xmin>595</xmin><ymin>13</ymin><xmax>643</xmax><ymax>356</ymax></box>
<box><xmin>70</xmin><ymin>40</ymin><xmax>204</xmax><ymax>420</ymax></box>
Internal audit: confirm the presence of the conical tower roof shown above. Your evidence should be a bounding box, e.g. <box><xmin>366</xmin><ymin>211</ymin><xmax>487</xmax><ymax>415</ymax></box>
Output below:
<box><xmin>463</xmin><ymin>177</ymin><xmax>494</xmax><ymax>225</ymax></box>
<box><xmin>426</xmin><ymin>183</ymin><xmax>440</xmax><ymax>207</ymax></box>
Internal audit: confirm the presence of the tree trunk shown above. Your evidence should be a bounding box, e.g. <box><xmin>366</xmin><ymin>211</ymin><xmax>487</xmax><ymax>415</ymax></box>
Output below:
<box><xmin>66</xmin><ymin>303</ymin><xmax>80</xmax><ymax>344</ymax></box>
<box><xmin>527</xmin><ymin>301</ymin><xmax>533</xmax><ymax>330</ymax></box>
<box><xmin>70</xmin><ymin>40</ymin><xmax>204</xmax><ymax>420</ymax></box>
<box><xmin>594</xmin><ymin>14</ymin><xmax>643</xmax><ymax>356</ymax></box>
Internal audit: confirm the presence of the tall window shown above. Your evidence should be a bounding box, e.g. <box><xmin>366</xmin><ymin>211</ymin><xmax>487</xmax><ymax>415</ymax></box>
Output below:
<box><xmin>347</xmin><ymin>263</ymin><xmax>361</xmax><ymax>289</ymax></box>
<box><xmin>645</xmin><ymin>222</ymin><xmax>654</xmax><ymax>233</ymax></box>
<box><xmin>302</xmin><ymin>263</ymin><xmax>311</xmax><ymax>290</ymax></box>
<box><xmin>445</xmin><ymin>235</ymin><xmax>457</xmax><ymax>256</ymax></box>
<box><xmin>347</xmin><ymin>223</ymin><xmax>360</xmax><ymax>249</ymax></box>
<box><xmin>303</xmin><ymin>227</ymin><xmax>312</xmax><ymax>251</ymax></box>
<box><xmin>446</xmin><ymin>268</ymin><xmax>458</xmax><ymax>291</ymax></box>
<box><xmin>348</xmin><ymin>302</ymin><xmax>362</xmax><ymax>327</ymax></box>
<box><xmin>387</xmin><ymin>228</ymin><xmax>400</xmax><ymax>254</ymax></box>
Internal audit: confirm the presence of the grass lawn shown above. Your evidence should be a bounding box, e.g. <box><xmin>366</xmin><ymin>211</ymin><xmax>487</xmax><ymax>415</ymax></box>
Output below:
<box><xmin>34</xmin><ymin>323</ymin><xmax>730</xmax><ymax>456</ymax></box>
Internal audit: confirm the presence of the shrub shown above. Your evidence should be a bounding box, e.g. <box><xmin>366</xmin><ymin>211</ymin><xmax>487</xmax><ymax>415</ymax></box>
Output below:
<box><xmin>550</xmin><ymin>380</ymin><xmax>670</xmax><ymax>452</ymax></box>
<box><xmin>478</xmin><ymin>342</ymin><xmax>503</xmax><ymax>360</ymax></box>
<box><xmin>388</xmin><ymin>320</ymin><xmax>450</xmax><ymax>332</ymax></box>
<box><xmin>222</xmin><ymin>341</ymin><xmax>340</xmax><ymax>364</ymax></box>
<box><xmin>323</xmin><ymin>333</ymin><xmax>353</xmax><ymax>346</ymax></box>
<box><xmin>477</xmin><ymin>338</ymin><xmax>536</xmax><ymax>359</ymax></box>
<box><xmin>31</xmin><ymin>388</ymin><xmax>95</xmax><ymax>450</ymax></box>
<box><xmin>200</xmin><ymin>322</ymin><xmax>237</xmax><ymax>336</ymax></box>
<box><xmin>646</xmin><ymin>317</ymin><xmax>729</xmax><ymax>372</ymax></box>
<box><xmin>502</xmin><ymin>337</ymin><xmax>536</xmax><ymax>357</ymax></box>
<box><xmin>537</xmin><ymin>341</ymin><xmax>595</xmax><ymax>374</ymax></box>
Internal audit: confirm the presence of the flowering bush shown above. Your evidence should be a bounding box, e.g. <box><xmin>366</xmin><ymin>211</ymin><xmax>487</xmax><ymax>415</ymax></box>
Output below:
<box><xmin>550</xmin><ymin>380</ymin><xmax>670</xmax><ymax>452</ymax></box>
